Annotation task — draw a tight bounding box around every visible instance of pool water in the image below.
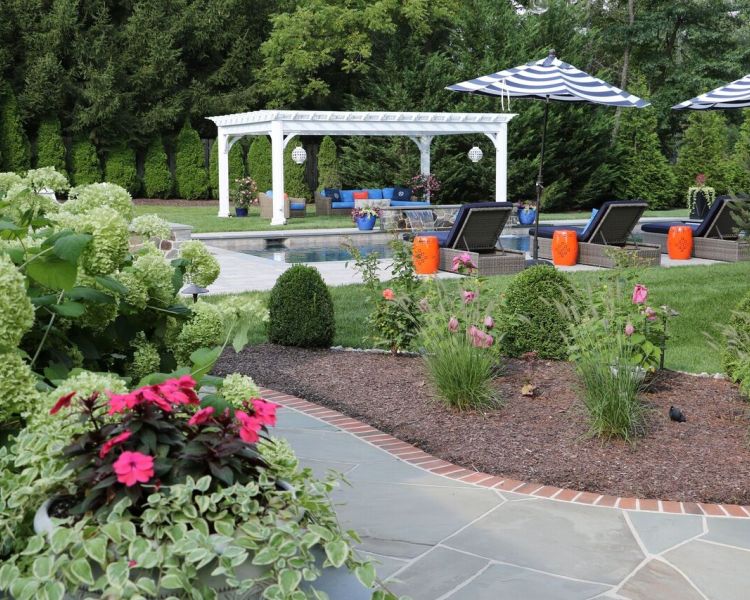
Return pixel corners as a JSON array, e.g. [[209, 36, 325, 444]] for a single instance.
[[242, 236, 530, 263]]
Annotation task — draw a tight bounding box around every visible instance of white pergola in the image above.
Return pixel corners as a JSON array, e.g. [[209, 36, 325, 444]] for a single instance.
[[207, 110, 517, 225]]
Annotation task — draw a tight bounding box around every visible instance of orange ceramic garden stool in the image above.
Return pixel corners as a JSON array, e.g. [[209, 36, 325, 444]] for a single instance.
[[412, 235, 440, 275], [667, 225, 693, 260], [551, 229, 578, 266]]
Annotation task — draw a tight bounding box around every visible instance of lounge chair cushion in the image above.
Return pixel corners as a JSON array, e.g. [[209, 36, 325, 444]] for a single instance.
[[415, 230, 451, 245], [582, 208, 599, 236], [531, 225, 585, 239], [392, 200, 430, 207], [367, 188, 384, 199], [331, 201, 354, 209], [290, 202, 306, 211], [640, 222, 699, 235]]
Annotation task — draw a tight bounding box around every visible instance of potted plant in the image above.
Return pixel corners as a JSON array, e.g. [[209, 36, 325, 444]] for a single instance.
[[687, 173, 715, 219], [516, 200, 537, 226], [352, 205, 381, 231], [409, 173, 441, 202], [231, 176, 258, 217], [0, 374, 385, 599]]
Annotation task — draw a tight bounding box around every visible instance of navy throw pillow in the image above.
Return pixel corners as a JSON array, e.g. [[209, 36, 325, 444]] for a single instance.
[[323, 188, 342, 201], [394, 186, 412, 201]]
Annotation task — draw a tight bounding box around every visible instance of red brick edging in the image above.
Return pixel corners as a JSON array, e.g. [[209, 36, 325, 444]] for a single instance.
[[261, 388, 750, 518]]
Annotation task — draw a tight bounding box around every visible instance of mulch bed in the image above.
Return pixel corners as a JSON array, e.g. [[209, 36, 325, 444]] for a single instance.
[[133, 198, 218, 207], [216, 344, 750, 504]]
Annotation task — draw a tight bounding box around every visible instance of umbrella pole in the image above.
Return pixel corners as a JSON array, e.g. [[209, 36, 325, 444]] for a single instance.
[[532, 97, 550, 261]]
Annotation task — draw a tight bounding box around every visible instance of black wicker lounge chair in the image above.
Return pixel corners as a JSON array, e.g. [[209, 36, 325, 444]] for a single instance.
[[529, 200, 661, 268], [639, 196, 750, 262]]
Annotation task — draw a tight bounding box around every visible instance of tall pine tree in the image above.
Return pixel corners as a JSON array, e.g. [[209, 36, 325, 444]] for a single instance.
[[284, 142, 309, 200], [317, 136, 341, 190], [675, 111, 733, 195], [35, 117, 67, 174], [105, 144, 139, 194], [247, 136, 273, 192], [174, 121, 208, 200], [142, 137, 172, 198], [730, 114, 750, 194], [209, 139, 245, 199], [70, 137, 101, 186], [0, 87, 31, 171]]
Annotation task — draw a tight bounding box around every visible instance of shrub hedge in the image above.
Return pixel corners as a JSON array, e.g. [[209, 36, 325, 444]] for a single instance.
[[267, 265, 335, 347], [208, 139, 245, 199], [284, 142, 309, 200], [174, 121, 208, 200], [247, 136, 272, 192], [0, 89, 31, 172], [142, 137, 172, 198], [70, 137, 101, 186], [34, 118, 67, 174], [104, 144, 139, 195], [317, 135, 341, 190]]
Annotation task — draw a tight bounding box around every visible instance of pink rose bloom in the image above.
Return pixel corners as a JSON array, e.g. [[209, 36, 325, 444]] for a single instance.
[[483, 315, 494, 329], [188, 406, 215, 426], [113, 451, 154, 487], [382, 288, 395, 301], [99, 430, 132, 459], [632, 284, 648, 305], [251, 398, 278, 427], [644, 306, 657, 321], [462, 290, 476, 304], [448, 317, 459, 332], [624, 323, 635, 336]]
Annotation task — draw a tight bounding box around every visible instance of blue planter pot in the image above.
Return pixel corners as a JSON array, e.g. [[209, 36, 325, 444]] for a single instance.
[[235, 207, 249, 217], [356, 216, 376, 231], [518, 209, 536, 226]]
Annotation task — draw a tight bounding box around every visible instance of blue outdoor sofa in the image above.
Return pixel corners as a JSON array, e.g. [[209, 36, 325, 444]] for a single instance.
[[314, 186, 430, 216], [528, 199, 661, 268], [639, 195, 750, 262]]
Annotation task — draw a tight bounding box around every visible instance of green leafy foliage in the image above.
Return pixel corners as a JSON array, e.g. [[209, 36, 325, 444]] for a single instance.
[[499, 265, 579, 359], [675, 111, 733, 196], [0, 88, 30, 172], [208, 139, 245, 199], [34, 118, 66, 174], [174, 121, 208, 200], [723, 290, 750, 395], [70, 138, 101, 186], [317, 136, 341, 190], [284, 142, 310, 200], [104, 145, 139, 195], [268, 265, 335, 347], [247, 136, 273, 192], [142, 137, 172, 198]]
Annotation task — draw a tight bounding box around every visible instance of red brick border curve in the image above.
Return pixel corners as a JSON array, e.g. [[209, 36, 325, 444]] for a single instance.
[[261, 388, 750, 518]]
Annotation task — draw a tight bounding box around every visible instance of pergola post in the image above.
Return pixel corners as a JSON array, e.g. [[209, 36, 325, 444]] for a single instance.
[[410, 135, 434, 199], [485, 123, 508, 202], [217, 130, 230, 217], [270, 120, 286, 226]]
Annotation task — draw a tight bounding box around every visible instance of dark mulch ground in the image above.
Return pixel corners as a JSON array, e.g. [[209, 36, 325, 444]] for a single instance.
[[133, 198, 218, 206], [216, 344, 750, 504]]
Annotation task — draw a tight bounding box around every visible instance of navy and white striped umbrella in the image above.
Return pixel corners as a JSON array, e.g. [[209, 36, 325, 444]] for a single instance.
[[673, 74, 750, 110], [447, 50, 650, 108], [447, 50, 650, 262]]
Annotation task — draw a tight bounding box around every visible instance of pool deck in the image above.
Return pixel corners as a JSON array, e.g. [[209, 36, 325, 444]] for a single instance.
[[191, 219, 721, 295]]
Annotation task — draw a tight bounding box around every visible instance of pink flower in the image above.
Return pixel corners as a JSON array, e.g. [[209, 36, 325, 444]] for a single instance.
[[624, 323, 635, 336], [113, 451, 154, 487], [483, 315, 494, 329], [448, 317, 459, 332], [99, 430, 132, 459], [128, 560, 137, 568], [141, 387, 173, 412], [382, 288, 395, 301], [644, 306, 657, 321], [482, 333, 495, 348], [188, 406, 215, 426], [108, 392, 140, 414], [462, 290, 476, 304], [251, 398, 278, 427], [50, 391, 76, 415], [236, 410, 263, 443], [451, 253, 476, 273], [632, 284, 648, 305]]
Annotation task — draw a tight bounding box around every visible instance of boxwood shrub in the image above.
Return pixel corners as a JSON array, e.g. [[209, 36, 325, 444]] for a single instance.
[[174, 121, 208, 200], [34, 117, 67, 174], [499, 265, 579, 359], [247, 136, 272, 192], [104, 144, 139, 195], [70, 137, 101, 185], [267, 265, 334, 347], [142, 136, 172, 198]]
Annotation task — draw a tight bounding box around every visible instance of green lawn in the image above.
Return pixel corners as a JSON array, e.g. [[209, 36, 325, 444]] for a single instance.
[[136, 204, 690, 233], [208, 261, 750, 375]]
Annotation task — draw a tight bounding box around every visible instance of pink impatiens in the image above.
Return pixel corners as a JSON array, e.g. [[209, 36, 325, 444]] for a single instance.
[[108, 376, 200, 415], [113, 451, 154, 487], [632, 284, 648, 305], [382, 288, 395, 300], [49, 391, 76, 415], [235, 410, 263, 443], [252, 398, 278, 427], [99, 430, 132, 458], [187, 406, 214, 426]]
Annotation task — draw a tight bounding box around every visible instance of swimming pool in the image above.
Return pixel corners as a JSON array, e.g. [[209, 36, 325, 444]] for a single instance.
[[241, 236, 530, 263]]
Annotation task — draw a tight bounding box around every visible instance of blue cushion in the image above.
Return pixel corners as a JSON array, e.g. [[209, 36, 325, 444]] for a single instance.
[[582, 208, 598, 236], [416, 230, 451, 246], [290, 202, 306, 211], [529, 225, 585, 239], [331, 201, 354, 209], [366, 188, 383, 199], [640, 221, 699, 235], [340, 190, 355, 202], [265, 190, 273, 198], [382, 187, 396, 199], [394, 186, 412, 201], [392, 200, 430, 207]]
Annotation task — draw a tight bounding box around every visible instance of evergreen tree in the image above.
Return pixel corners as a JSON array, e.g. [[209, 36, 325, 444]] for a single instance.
[[730, 115, 750, 194], [142, 137, 172, 198], [35, 117, 67, 174], [105, 144, 139, 194], [614, 78, 678, 208], [70, 137, 101, 186], [675, 111, 733, 195], [284, 142, 309, 199], [174, 121, 208, 200], [317, 136, 341, 190], [208, 139, 245, 199], [247, 136, 272, 192], [0, 88, 31, 171]]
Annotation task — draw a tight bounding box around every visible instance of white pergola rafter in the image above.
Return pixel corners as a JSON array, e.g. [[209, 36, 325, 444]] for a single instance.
[[208, 110, 516, 225]]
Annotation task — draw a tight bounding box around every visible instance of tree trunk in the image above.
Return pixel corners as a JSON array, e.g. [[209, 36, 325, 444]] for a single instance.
[[611, 0, 635, 145]]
